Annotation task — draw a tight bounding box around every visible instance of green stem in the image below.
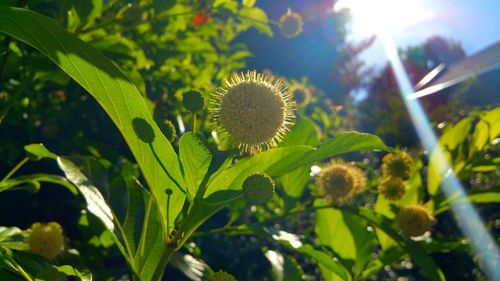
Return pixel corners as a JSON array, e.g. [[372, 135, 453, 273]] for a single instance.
[[1, 247, 33, 281], [192, 113, 197, 134], [138, 195, 153, 257], [2, 157, 29, 182]]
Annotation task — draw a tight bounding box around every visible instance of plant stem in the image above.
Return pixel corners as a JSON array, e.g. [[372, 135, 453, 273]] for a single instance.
[[1, 247, 33, 281], [138, 195, 153, 257], [2, 157, 29, 182], [192, 113, 197, 134]]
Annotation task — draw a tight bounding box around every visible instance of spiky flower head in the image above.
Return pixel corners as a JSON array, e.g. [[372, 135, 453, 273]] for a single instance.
[[381, 151, 413, 180], [378, 178, 406, 201], [316, 163, 366, 204], [207, 270, 237, 281], [210, 70, 295, 153], [289, 85, 312, 107], [242, 173, 275, 205], [279, 9, 303, 39], [397, 205, 435, 237], [28, 222, 64, 259]]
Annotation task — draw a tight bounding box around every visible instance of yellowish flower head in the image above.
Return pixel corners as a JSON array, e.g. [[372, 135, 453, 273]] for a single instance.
[[207, 270, 237, 281], [316, 163, 366, 204], [289, 85, 312, 107], [210, 70, 295, 153], [279, 9, 303, 39], [28, 222, 64, 260], [378, 177, 406, 201], [382, 151, 413, 180], [397, 205, 435, 237], [242, 173, 275, 205]]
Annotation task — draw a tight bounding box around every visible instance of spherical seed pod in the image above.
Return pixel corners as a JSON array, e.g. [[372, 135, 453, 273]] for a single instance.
[[210, 70, 295, 153], [378, 178, 406, 201], [28, 222, 64, 260], [316, 163, 366, 204], [207, 270, 237, 281], [279, 9, 303, 39], [397, 205, 435, 237], [162, 119, 177, 142], [289, 85, 312, 107], [242, 173, 275, 205], [183, 90, 205, 113], [381, 151, 413, 180]]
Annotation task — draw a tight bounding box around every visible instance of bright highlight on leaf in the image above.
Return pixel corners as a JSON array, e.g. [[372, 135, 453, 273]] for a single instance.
[[210, 70, 295, 153]]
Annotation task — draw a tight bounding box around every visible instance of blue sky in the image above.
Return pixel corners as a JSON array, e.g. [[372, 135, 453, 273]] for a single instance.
[[350, 0, 500, 68]]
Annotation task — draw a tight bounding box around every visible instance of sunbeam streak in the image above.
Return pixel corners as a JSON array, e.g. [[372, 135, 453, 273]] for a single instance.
[[380, 30, 500, 281]]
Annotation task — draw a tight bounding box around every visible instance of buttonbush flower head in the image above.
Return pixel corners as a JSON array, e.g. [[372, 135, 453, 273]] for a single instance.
[[210, 70, 295, 153], [316, 163, 366, 204], [242, 173, 275, 205], [289, 84, 312, 107], [279, 9, 303, 39], [378, 177, 406, 201], [382, 151, 413, 180], [397, 205, 435, 237], [28, 222, 64, 260], [207, 270, 237, 281]]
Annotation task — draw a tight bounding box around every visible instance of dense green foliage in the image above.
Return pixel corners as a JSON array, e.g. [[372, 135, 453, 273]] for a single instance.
[[0, 1, 498, 281]]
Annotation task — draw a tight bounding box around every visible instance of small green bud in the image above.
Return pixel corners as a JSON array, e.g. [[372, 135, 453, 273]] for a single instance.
[[183, 90, 205, 113], [242, 173, 275, 205]]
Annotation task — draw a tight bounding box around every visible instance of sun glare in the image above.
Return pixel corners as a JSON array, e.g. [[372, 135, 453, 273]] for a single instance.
[[335, 0, 433, 34]]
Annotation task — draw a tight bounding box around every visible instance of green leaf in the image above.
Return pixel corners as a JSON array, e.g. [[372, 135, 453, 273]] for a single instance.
[[24, 144, 57, 160], [154, 0, 177, 15], [242, 0, 256, 7], [0, 227, 27, 251], [239, 7, 273, 36], [434, 188, 500, 215], [295, 244, 351, 281], [315, 203, 375, 279], [204, 132, 386, 203], [0, 174, 77, 194], [179, 133, 212, 200], [280, 118, 320, 208], [0, 7, 186, 230]]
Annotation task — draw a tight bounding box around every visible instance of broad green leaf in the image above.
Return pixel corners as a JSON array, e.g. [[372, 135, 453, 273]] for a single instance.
[[440, 116, 473, 151], [0, 7, 186, 230], [315, 203, 375, 279], [179, 133, 212, 200], [239, 7, 273, 36], [280, 118, 320, 208], [204, 132, 386, 203], [342, 206, 446, 281]]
